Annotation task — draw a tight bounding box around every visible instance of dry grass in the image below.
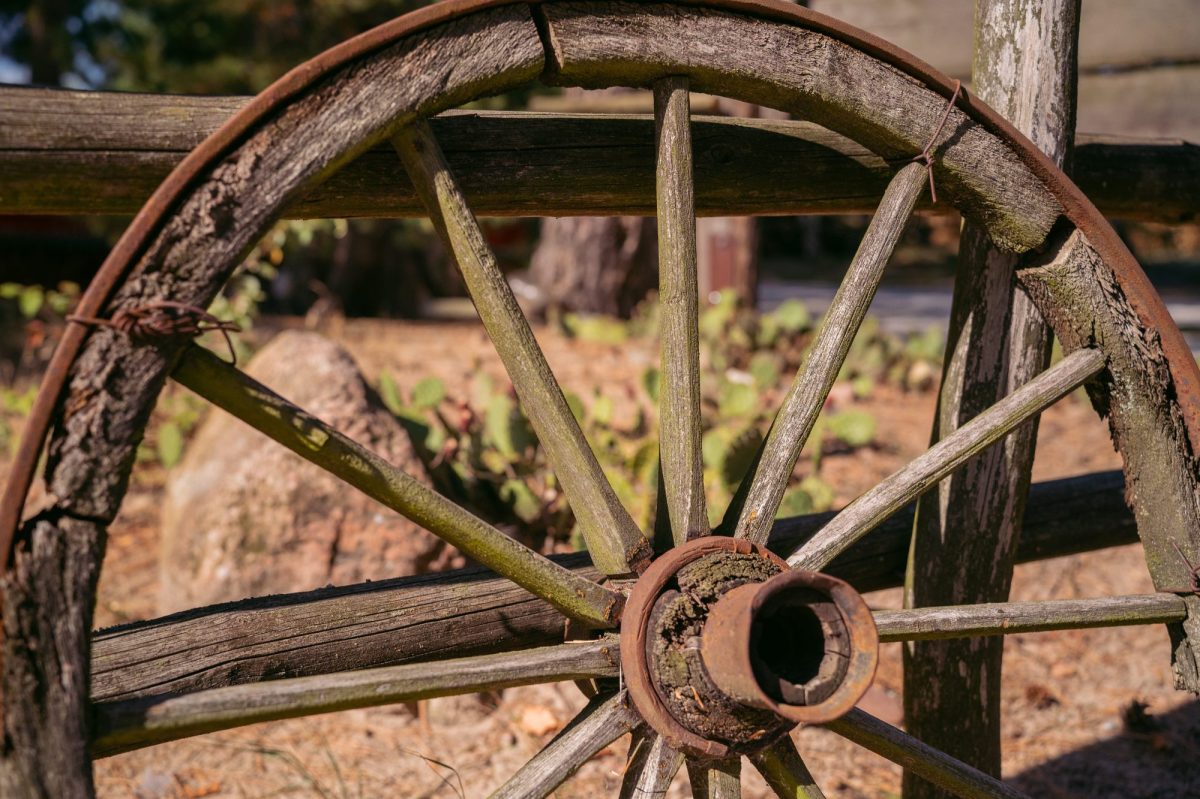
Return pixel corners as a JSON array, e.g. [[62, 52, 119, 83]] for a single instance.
[[36, 318, 1196, 797]]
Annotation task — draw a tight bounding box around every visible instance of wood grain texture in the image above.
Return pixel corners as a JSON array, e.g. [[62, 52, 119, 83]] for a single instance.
[[3, 89, 1195, 222], [620, 729, 684, 798], [790, 348, 1104, 571], [774, 469, 1137, 593], [90, 551, 596, 702], [807, 3, 1200, 140], [93, 639, 619, 757], [1019, 229, 1200, 692], [749, 738, 826, 798], [394, 119, 650, 576], [489, 691, 638, 799], [0, 517, 102, 798], [729, 162, 926, 543], [877, 593, 1187, 643], [44, 6, 544, 523], [171, 345, 622, 628], [540, 1, 1062, 252], [654, 76, 708, 546], [825, 709, 1030, 799], [5, 12, 544, 793], [687, 758, 742, 799], [1076, 63, 1200, 141], [90, 470, 1137, 703], [904, 3, 1078, 793]]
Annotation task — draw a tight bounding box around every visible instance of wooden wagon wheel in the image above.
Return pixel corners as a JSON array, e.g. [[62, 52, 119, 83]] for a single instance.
[[2, 1, 1199, 796]]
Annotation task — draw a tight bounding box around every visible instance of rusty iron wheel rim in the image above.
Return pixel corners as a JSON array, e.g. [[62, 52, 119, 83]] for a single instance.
[[0, 2, 1197, 796], [5, 0, 1200, 554]]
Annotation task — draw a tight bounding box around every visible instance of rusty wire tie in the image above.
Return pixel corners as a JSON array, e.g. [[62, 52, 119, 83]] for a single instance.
[[1172, 540, 1200, 594], [913, 79, 963, 205], [68, 300, 242, 365]]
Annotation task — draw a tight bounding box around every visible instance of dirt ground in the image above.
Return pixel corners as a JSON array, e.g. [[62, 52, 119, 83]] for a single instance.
[[12, 318, 1198, 798]]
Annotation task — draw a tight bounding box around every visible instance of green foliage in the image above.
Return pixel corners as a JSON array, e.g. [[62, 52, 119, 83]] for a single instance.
[[717, 380, 758, 418], [0, 386, 38, 458], [136, 385, 207, 470], [410, 377, 445, 411], [386, 296, 943, 552], [0, 220, 324, 383], [561, 313, 629, 344], [640, 367, 661, 404], [156, 421, 185, 468], [0, 281, 80, 321], [0, 1, 433, 94], [206, 220, 334, 362], [827, 409, 877, 448]]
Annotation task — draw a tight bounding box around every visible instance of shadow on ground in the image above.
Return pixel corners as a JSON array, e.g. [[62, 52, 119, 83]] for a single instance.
[[1010, 700, 1200, 798]]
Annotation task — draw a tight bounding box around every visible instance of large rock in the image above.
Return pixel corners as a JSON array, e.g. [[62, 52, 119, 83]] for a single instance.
[[159, 331, 457, 614]]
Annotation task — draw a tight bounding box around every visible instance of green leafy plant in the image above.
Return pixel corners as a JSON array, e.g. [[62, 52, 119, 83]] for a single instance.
[[136, 386, 206, 470], [384, 293, 944, 555], [112, 221, 328, 470], [0, 386, 38, 458]]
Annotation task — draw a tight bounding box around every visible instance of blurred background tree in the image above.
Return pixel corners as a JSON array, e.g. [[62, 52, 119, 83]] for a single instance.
[[0, 0, 429, 92]]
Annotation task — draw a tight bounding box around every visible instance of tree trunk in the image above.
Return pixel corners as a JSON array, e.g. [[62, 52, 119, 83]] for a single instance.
[[523, 87, 658, 318], [525, 215, 658, 317], [25, 0, 71, 87], [902, 3, 1080, 797]]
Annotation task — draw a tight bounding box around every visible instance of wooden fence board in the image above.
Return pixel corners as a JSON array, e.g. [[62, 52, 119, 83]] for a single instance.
[[2, 89, 1196, 223]]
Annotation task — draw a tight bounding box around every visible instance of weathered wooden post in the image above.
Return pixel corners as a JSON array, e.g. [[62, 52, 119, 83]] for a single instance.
[[903, 1, 1080, 796]]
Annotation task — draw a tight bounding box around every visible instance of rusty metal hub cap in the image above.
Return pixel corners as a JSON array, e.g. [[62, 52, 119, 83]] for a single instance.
[[619, 537, 878, 758]]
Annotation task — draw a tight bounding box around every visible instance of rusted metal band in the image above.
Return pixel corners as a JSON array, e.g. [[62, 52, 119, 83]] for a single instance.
[[700, 569, 878, 724], [5, 0, 1198, 572], [619, 536, 789, 758], [0, 0, 530, 560]]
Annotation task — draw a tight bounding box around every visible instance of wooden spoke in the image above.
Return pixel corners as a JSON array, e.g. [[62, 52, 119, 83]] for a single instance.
[[687, 758, 742, 798], [489, 692, 639, 799], [876, 593, 1187, 643], [727, 163, 927, 543], [655, 75, 708, 546], [394, 120, 650, 576], [620, 729, 684, 798], [750, 738, 825, 799], [171, 345, 622, 628], [825, 709, 1030, 799], [788, 348, 1105, 570], [93, 639, 619, 758]]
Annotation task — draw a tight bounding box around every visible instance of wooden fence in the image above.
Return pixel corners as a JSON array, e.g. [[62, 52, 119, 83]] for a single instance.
[[1, 87, 1197, 223]]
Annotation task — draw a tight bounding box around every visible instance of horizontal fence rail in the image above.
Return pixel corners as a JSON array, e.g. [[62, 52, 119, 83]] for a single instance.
[[1, 87, 1196, 223], [91, 470, 1138, 703]]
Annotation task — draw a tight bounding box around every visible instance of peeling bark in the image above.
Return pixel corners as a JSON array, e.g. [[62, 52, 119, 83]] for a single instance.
[[1019, 229, 1200, 693]]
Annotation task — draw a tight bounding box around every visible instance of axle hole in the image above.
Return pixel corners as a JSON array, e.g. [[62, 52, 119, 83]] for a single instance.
[[749, 589, 847, 705]]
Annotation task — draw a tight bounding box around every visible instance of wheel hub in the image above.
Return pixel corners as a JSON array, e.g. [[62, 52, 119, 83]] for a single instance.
[[619, 537, 878, 758]]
